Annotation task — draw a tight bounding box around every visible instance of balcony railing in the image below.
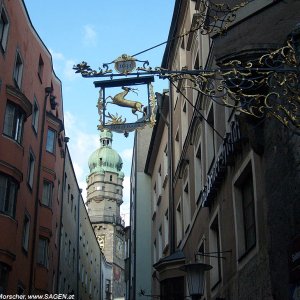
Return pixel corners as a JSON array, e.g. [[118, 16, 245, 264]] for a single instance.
[[90, 214, 125, 227]]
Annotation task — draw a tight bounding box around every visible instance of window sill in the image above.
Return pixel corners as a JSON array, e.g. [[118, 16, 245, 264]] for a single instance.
[[2, 133, 24, 150], [238, 243, 256, 263], [156, 195, 162, 206], [22, 247, 29, 256], [31, 125, 38, 137], [152, 211, 156, 221], [27, 182, 33, 193], [46, 150, 56, 157], [0, 212, 17, 223]]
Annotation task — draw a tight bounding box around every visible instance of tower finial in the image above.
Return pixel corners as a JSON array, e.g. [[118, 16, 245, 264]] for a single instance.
[[100, 129, 113, 148]]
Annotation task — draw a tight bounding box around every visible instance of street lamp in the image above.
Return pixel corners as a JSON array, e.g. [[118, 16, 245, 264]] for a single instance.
[[181, 262, 212, 300]]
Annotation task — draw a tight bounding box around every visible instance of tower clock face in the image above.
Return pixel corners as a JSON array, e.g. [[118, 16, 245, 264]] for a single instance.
[[97, 235, 105, 250]]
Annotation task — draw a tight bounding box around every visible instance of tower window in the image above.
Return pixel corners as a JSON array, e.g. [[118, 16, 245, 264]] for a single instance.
[[110, 175, 112, 182]]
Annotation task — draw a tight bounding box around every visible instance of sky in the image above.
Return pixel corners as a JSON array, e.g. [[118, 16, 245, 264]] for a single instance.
[[24, 0, 175, 224]]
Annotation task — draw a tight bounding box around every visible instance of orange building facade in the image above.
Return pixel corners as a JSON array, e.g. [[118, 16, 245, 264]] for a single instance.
[[0, 0, 65, 294]]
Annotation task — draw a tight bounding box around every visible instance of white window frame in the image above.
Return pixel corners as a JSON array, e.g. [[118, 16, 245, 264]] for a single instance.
[[37, 238, 49, 268], [42, 180, 53, 207], [3, 101, 25, 144], [46, 128, 56, 153]]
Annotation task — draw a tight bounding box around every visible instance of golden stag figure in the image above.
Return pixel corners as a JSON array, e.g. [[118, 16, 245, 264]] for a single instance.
[[106, 86, 145, 118]]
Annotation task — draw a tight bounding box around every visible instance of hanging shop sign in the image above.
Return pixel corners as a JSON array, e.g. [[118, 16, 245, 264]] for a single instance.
[[94, 76, 156, 136], [201, 119, 242, 207]]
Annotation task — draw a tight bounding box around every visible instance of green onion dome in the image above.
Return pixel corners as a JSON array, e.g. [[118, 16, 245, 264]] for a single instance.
[[88, 130, 123, 176]]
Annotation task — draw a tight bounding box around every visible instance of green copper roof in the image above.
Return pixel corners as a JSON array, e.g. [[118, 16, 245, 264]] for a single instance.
[[88, 130, 124, 177]]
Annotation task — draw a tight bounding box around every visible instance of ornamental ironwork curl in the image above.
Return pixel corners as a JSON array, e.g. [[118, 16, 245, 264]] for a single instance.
[[157, 39, 299, 129], [187, 0, 251, 36], [73, 61, 113, 77]]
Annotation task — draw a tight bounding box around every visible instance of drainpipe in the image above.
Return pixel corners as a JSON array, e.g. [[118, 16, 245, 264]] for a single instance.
[[77, 188, 81, 299], [133, 132, 138, 300], [29, 86, 52, 293], [56, 138, 69, 292]]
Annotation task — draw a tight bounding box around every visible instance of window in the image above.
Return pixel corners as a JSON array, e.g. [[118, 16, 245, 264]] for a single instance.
[[164, 210, 169, 248], [158, 226, 163, 259], [163, 145, 168, 188], [181, 99, 188, 144], [64, 173, 67, 190], [37, 238, 49, 267], [152, 183, 157, 216], [209, 215, 221, 288], [176, 201, 183, 246], [71, 194, 73, 212], [22, 214, 30, 252], [194, 124, 202, 201], [38, 55, 44, 82], [234, 163, 257, 259], [183, 181, 191, 232], [157, 165, 162, 201], [174, 129, 180, 168], [153, 240, 157, 264], [42, 181, 53, 207], [27, 151, 35, 189], [46, 128, 56, 153], [241, 175, 256, 251], [13, 51, 23, 88], [0, 263, 10, 294], [3, 101, 25, 143], [105, 279, 111, 294], [0, 6, 9, 52], [205, 107, 215, 171], [32, 98, 39, 133], [0, 173, 18, 218]]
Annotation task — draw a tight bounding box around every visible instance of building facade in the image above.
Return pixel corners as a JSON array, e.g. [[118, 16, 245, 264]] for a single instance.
[[128, 126, 153, 300], [0, 0, 106, 297], [144, 0, 300, 299], [58, 146, 103, 300], [0, 0, 65, 294], [86, 130, 126, 299]]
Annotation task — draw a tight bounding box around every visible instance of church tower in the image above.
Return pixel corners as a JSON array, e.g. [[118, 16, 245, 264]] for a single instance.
[[86, 129, 125, 299]]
